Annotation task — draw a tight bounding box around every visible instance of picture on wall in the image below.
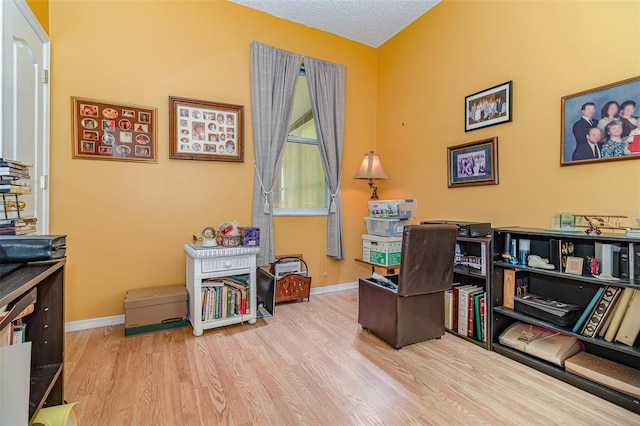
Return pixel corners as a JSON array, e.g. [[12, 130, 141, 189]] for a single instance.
[[561, 75, 640, 166], [169, 97, 244, 162], [71, 97, 157, 163], [465, 81, 512, 132], [447, 137, 499, 188]]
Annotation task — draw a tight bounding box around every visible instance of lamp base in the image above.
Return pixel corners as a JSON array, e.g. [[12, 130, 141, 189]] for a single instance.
[[368, 179, 379, 200]]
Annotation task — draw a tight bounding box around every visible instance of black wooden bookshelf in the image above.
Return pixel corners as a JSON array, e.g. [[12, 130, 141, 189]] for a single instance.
[[0, 259, 65, 422], [491, 227, 640, 414]]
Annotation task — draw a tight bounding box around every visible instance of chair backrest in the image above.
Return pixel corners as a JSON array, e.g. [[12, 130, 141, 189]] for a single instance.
[[397, 224, 457, 297]]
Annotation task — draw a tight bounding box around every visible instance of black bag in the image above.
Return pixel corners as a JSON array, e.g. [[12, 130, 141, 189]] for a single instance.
[[514, 294, 583, 327]]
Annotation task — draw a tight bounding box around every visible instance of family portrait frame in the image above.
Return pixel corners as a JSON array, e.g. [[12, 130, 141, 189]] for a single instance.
[[465, 81, 512, 132], [560, 76, 640, 166], [71, 97, 157, 163], [169, 96, 244, 162], [447, 137, 499, 188]]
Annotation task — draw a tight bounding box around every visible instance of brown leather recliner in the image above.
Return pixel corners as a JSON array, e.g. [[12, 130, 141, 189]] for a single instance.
[[358, 224, 457, 349]]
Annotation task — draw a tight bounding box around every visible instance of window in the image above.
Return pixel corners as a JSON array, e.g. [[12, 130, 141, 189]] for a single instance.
[[272, 73, 328, 216]]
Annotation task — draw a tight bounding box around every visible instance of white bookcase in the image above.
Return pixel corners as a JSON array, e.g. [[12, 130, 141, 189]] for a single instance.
[[183, 244, 258, 336]]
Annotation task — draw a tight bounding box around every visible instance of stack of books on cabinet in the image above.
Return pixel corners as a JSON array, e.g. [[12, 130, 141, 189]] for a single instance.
[[441, 232, 491, 348], [201, 276, 251, 321], [492, 227, 640, 414], [0, 159, 36, 236]]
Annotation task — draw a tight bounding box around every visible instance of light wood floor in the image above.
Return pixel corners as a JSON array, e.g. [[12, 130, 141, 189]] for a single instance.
[[65, 289, 639, 425]]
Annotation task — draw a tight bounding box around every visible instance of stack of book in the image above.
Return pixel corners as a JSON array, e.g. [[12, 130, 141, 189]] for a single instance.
[[201, 276, 250, 321], [444, 283, 486, 342], [0, 158, 36, 236], [573, 286, 640, 346]]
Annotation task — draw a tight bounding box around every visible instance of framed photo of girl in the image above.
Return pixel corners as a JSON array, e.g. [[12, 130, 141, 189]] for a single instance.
[[447, 137, 499, 188], [561, 75, 640, 166], [465, 81, 512, 132]]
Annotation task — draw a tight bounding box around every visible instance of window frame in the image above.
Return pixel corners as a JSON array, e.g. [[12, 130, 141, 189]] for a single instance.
[[272, 132, 329, 217]]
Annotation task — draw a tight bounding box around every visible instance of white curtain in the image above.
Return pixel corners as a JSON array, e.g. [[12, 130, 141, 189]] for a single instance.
[[250, 41, 301, 266], [304, 57, 346, 259]]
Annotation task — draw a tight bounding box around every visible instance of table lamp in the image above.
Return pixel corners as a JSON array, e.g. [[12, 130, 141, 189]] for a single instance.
[[354, 151, 389, 200]]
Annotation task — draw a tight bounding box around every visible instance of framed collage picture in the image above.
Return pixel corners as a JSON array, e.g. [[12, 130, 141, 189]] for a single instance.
[[169, 97, 244, 162], [71, 97, 157, 163], [465, 81, 512, 132]]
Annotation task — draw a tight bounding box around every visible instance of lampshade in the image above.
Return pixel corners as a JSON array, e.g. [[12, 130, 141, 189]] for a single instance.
[[354, 151, 389, 180]]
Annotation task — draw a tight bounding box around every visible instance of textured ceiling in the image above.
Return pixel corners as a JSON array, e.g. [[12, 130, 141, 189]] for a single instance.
[[229, 0, 440, 48]]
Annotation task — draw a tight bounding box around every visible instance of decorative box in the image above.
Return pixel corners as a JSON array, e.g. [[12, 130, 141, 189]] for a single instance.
[[240, 227, 260, 246]]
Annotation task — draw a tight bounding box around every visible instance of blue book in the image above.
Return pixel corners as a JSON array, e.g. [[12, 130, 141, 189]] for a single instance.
[[572, 287, 605, 333]]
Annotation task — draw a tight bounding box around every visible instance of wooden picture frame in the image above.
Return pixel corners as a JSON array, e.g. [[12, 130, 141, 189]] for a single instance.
[[169, 96, 244, 162], [465, 81, 512, 132], [448, 137, 499, 188], [71, 97, 157, 163], [565, 256, 584, 275], [560, 75, 640, 166]]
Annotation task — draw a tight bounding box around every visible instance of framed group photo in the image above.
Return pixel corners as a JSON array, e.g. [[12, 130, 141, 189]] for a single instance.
[[72, 97, 157, 163], [169, 96, 244, 162], [465, 81, 512, 132], [561, 75, 640, 166], [448, 137, 499, 188]]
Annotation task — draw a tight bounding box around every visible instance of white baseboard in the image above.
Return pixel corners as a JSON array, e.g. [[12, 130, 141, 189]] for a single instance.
[[64, 282, 358, 332], [65, 314, 124, 332], [310, 281, 358, 295]]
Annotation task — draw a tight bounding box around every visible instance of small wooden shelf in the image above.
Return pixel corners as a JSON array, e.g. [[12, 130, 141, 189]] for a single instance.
[[493, 260, 639, 289], [493, 306, 640, 357], [493, 343, 640, 414], [354, 258, 399, 274], [445, 329, 486, 348]]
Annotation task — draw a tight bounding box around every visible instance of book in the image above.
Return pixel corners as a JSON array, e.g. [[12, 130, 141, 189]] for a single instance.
[[444, 290, 453, 330], [598, 296, 621, 337], [565, 352, 640, 399], [226, 287, 233, 317], [503, 269, 515, 309], [479, 296, 486, 342], [604, 287, 635, 342], [474, 293, 484, 341], [615, 289, 640, 346], [619, 247, 629, 279], [467, 289, 483, 338], [458, 286, 480, 336], [452, 283, 472, 331], [581, 286, 620, 338], [572, 287, 604, 333], [549, 239, 562, 270], [593, 287, 621, 337], [595, 243, 615, 275]]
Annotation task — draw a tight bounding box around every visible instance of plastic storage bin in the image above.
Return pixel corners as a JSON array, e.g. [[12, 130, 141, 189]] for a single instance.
[[364, 217, 404, 237], [368, 199, 417, 220]]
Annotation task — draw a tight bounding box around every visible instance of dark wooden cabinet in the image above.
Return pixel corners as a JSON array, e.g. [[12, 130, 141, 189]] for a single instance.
[[491, 228, 639, 414], [0, 259, 65, 422]]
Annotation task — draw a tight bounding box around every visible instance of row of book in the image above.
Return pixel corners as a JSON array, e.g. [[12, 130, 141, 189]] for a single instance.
[[444, 283, 486, 342], [201, 277, 250, 321], [0, 158, 35, 236], [572, 286, 640, 346]]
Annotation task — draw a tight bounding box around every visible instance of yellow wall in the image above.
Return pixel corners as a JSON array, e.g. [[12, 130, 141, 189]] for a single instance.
[[49, 0, 377, 321], [26, 0, 48, 34], [52, 0, 639, 322], [378, 0, 640, 227]]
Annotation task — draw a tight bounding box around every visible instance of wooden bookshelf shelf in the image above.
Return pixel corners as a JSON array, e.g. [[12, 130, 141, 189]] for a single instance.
[[0, 260, 66, 423], [492, 227, 640, 414], [448, 235, 491, 350]]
